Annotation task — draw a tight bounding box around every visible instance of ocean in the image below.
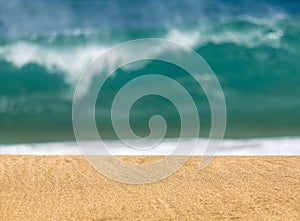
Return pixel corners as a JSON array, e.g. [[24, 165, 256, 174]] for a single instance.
[[0, 0, 300, 154]]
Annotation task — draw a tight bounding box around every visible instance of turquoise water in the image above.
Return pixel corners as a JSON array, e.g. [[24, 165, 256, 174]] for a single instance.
[[0, 1, 300, 143]]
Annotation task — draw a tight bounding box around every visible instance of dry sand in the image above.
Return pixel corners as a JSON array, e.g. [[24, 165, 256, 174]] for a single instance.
[[0, 156, 299, 220]]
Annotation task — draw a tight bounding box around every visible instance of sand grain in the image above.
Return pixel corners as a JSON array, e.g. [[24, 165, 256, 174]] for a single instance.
[[0, 156, 299, 220]]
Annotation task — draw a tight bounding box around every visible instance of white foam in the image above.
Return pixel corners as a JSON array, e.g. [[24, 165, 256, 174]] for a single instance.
[[0, 41, 108, 83], [165, 20, 285, 49], [1, 137, 299, 155], [0, 40, 174, 99], [0, 16, 288, 83], [0, 16, 290, 100]]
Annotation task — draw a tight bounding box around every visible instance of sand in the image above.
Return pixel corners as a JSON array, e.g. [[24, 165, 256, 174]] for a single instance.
[[0, 156, 299, 220]]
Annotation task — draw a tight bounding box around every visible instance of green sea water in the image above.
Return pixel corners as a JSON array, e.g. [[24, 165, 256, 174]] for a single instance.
[[0, 1, 300, 143]]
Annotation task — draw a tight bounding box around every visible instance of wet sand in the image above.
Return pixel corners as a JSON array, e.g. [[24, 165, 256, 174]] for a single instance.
[[0, 156, 299, 220]]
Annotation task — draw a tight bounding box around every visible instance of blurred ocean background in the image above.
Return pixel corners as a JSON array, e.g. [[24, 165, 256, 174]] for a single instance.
[[0, 0, 300, 154]]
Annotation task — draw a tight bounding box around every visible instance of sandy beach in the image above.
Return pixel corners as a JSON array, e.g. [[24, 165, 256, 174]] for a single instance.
[[0, 156, 299, 220]]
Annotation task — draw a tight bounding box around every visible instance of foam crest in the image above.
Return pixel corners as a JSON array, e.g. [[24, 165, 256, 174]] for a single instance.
[[0, 16, 290, 82], [165, 18, 285, 48], [0, 41, 108, 83]]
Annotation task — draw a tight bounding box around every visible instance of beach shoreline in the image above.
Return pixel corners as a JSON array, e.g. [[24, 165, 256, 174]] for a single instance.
[[1, 137, 300, 155], [0, 155, 299, 220]]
